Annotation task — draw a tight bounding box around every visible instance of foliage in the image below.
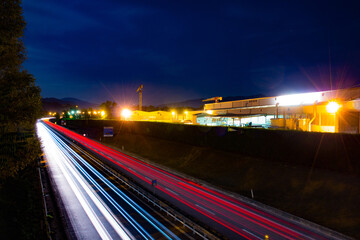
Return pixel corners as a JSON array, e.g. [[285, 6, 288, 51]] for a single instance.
[[0, 0, 42, 181], [0, 132, 40, 181], [0, 71, 41, 132], [100, 100, 117, 119], [54, 112, 60, 123], [0, 0, 26, 74], [141, 105, 169, 112]]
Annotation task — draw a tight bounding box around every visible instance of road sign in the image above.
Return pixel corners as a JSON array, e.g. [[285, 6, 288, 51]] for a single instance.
[[103, 127, 113, 137], [152, 179, 157, 186]]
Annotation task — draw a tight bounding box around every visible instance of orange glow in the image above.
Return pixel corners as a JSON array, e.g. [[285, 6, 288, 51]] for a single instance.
[[121, 109, 132, 119], [326, 101, 340, 114]]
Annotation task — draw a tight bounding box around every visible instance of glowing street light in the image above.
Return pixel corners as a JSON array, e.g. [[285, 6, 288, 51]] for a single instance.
[[276, 92, 322, 106], [326, 101, 340, 114], [121, 108, 132, 120], [101, 111, 105, 116], [206, 110, 213, 114]]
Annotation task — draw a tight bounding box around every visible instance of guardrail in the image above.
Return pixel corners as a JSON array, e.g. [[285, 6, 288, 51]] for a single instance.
[[78, 144, 220, 240]]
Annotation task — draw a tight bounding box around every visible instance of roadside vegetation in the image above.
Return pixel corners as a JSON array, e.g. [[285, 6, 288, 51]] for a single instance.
[[0, 0, 45, 238]]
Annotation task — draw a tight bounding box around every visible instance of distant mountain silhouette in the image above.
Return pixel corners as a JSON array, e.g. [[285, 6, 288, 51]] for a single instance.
[[158, 98, 204, 109], [159, 94, 266, 109], [60, 98, 97, 108], [42, 97, 98, 113], [43, 94, 266, 113]]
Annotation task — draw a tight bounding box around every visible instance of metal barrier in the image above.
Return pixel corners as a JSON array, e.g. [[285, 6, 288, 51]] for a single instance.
[[76, 143, 220, 240]]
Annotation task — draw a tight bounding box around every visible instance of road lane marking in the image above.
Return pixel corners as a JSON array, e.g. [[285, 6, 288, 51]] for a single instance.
[[164, 187, 179, 196], [242, 228, 262, 240], [195, 204, 215, 215]]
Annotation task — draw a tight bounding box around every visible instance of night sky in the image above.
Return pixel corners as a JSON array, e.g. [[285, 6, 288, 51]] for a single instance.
[[22, 0, 360, 106]]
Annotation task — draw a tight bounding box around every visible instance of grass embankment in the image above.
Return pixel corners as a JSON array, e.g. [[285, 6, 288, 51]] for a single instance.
[[103, 132, 360, 239], [0, 163, 47, 239]]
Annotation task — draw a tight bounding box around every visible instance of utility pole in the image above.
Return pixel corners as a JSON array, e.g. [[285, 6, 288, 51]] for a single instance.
[[137, 84, 143, 111]]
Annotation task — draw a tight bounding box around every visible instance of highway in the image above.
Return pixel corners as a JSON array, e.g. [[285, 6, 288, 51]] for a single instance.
[[37, 121, 200, 240], [40, 120, 343, 240]]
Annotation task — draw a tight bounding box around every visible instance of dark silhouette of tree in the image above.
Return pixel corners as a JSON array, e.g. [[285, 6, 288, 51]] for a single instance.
[[0, 0, 25, 74], [0, 0, 42, 181], [100, 100, 117, 119]]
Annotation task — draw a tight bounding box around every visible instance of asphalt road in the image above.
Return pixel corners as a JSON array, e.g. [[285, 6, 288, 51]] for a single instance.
[[42, 120, 346, 240], [37, 121, 201, 240]]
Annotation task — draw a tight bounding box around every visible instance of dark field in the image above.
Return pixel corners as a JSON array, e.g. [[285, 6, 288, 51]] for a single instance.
[[0, 163, 47, 240]]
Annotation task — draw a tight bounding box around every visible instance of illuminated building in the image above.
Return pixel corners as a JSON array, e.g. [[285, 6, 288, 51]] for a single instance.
[[199, 87, 360, 133]]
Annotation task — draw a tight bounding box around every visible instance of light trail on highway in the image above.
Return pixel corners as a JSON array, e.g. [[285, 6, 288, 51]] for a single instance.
[[42, 120, 343, 240], [37, 121, 185, 240]]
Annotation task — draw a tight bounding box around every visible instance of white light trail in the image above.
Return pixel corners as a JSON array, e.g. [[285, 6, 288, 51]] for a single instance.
[[37, 122, 133, 240]]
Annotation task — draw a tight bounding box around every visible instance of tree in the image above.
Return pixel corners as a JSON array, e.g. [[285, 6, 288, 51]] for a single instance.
[[0, 71, 41, 132], [100, 101, 117, 119], [0, 0, 42, 181], [0, 0, 26, 74]]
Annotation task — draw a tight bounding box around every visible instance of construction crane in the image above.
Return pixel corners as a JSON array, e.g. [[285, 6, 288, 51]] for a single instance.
[[202, 96, 222, 103], [136, 84, 143, 111]]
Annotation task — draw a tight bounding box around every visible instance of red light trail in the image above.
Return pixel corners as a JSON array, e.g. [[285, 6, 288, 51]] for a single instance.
[[44, 120, 337, 240]]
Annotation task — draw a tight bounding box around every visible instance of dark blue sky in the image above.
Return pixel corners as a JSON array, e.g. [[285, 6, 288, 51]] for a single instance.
[[22, 0, 360, 106]]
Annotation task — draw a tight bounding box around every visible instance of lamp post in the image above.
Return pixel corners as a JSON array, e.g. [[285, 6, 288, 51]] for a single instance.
[[326, 101, 340, 133]]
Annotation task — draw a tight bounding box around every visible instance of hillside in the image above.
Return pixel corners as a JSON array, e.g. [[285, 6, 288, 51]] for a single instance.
[[42, 97, 98, 113]]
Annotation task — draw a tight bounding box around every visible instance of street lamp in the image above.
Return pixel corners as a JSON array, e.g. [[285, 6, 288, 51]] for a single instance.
[[326, 101, 341, 133], [326, 101, 340, 114], [121, 108, 132, 120]]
